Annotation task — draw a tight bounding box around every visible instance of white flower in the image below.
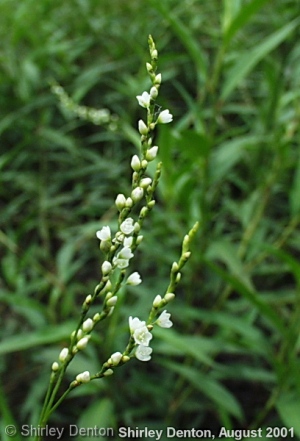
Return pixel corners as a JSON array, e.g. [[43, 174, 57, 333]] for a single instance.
[[113, 258, 130, 269], [59, 347, 69, 362], [112, 245, 134, 268], [82, 318, 93, 332], [138, 119, 148, 135], [76, 371, 90, 383], [136, 91, 151, 108], [133, 325, 153, 346], [129, 316, 146, 333], [118, 246, 134, 260], [126, 272, 142, 286], [123, 236, 133, 247], [136, 345, 152, 361], [120, 218, 135, 235], [156, 310, 173, 328], [96, 226, 111, 241], [146, 146, 158, 161], [157, 109, 173, 124], [131, 154, 141, 172], [101, 260, 112, 275]]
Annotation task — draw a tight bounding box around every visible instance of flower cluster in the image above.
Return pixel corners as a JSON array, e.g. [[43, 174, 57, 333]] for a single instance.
[[129, 308, 173, 362], [51, 82, 118, 130], [43, 36, 197, 431]]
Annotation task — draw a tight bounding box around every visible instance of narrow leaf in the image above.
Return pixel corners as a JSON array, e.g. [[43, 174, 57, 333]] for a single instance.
[[221, 18, 300, 100]]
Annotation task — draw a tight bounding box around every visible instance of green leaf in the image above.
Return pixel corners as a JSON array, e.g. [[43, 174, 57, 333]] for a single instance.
[[153, 327, 218, 366], [206, 240, 254, 290], [290, 150, 300, 216], [209, 135, 260, 184], [0, 321, 76, 355], [162, 361, 244, 420], [221, 17, 300, 100], [149, 0, 207, 81], [276, 392, 300, 438], [223, 0, 270, 46], [76, 398, 115, 441], [203, 259, 287, 336]]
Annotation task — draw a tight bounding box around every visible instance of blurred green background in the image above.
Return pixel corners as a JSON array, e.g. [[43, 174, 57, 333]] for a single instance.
[[1, 0, 300, 439]]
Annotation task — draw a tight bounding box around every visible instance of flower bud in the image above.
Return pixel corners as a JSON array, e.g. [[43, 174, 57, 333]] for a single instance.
[[172, 262, 179, 272], [140, 206, 148, 218], [101, 260, 112, 275], [115, 193, 126, 211], [164, 292, 175, 303], [131, 187, 144, 203], [153, 294, 162, 308], [140, 178, 152, 188], [146, 62, 153, 73], [110, 352, 123, 366], [52, 362, 59, 371], [138, 119, 148, 135], [59, 348, 69, 362], [125, 197, 133, 208], [93, 313, 101, 322], [155, 73, 162, 85], [82, 318, 93, 333], [76, 337, 89, 350], [103, 368, 114, 376], [106, 296, 118, 307], [84, 294, 92, 305], [131, 155, 141, 172], [150, 86, 158, 99], [146, 146, 158, 161], [136, 235, 144, 245], [151, 49, 158, 59], [76, 371, 90, 383]]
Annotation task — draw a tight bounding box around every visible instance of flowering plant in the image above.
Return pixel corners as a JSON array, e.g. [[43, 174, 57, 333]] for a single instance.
[[36, 35, 197, 438]]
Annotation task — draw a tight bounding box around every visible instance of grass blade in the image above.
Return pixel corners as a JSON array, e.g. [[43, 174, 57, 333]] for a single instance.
[[221, 17, 300, 100]]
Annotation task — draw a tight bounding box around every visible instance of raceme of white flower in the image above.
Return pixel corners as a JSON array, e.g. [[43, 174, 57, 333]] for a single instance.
[[51, 81, 118, 130], [36, 35, 198, 435]]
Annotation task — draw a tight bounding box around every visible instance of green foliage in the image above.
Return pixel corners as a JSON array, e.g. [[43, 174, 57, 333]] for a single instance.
[[1, 0, 300, 438]]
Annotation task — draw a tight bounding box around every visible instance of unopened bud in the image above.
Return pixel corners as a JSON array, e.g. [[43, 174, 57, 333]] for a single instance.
[[131, 155, 141, 172], [115, 193, 126, 211], [106, 296, 118, 307], [164, 293, 175, 303], [153, 294, 162, 308], [131, 186, 144, 203]]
